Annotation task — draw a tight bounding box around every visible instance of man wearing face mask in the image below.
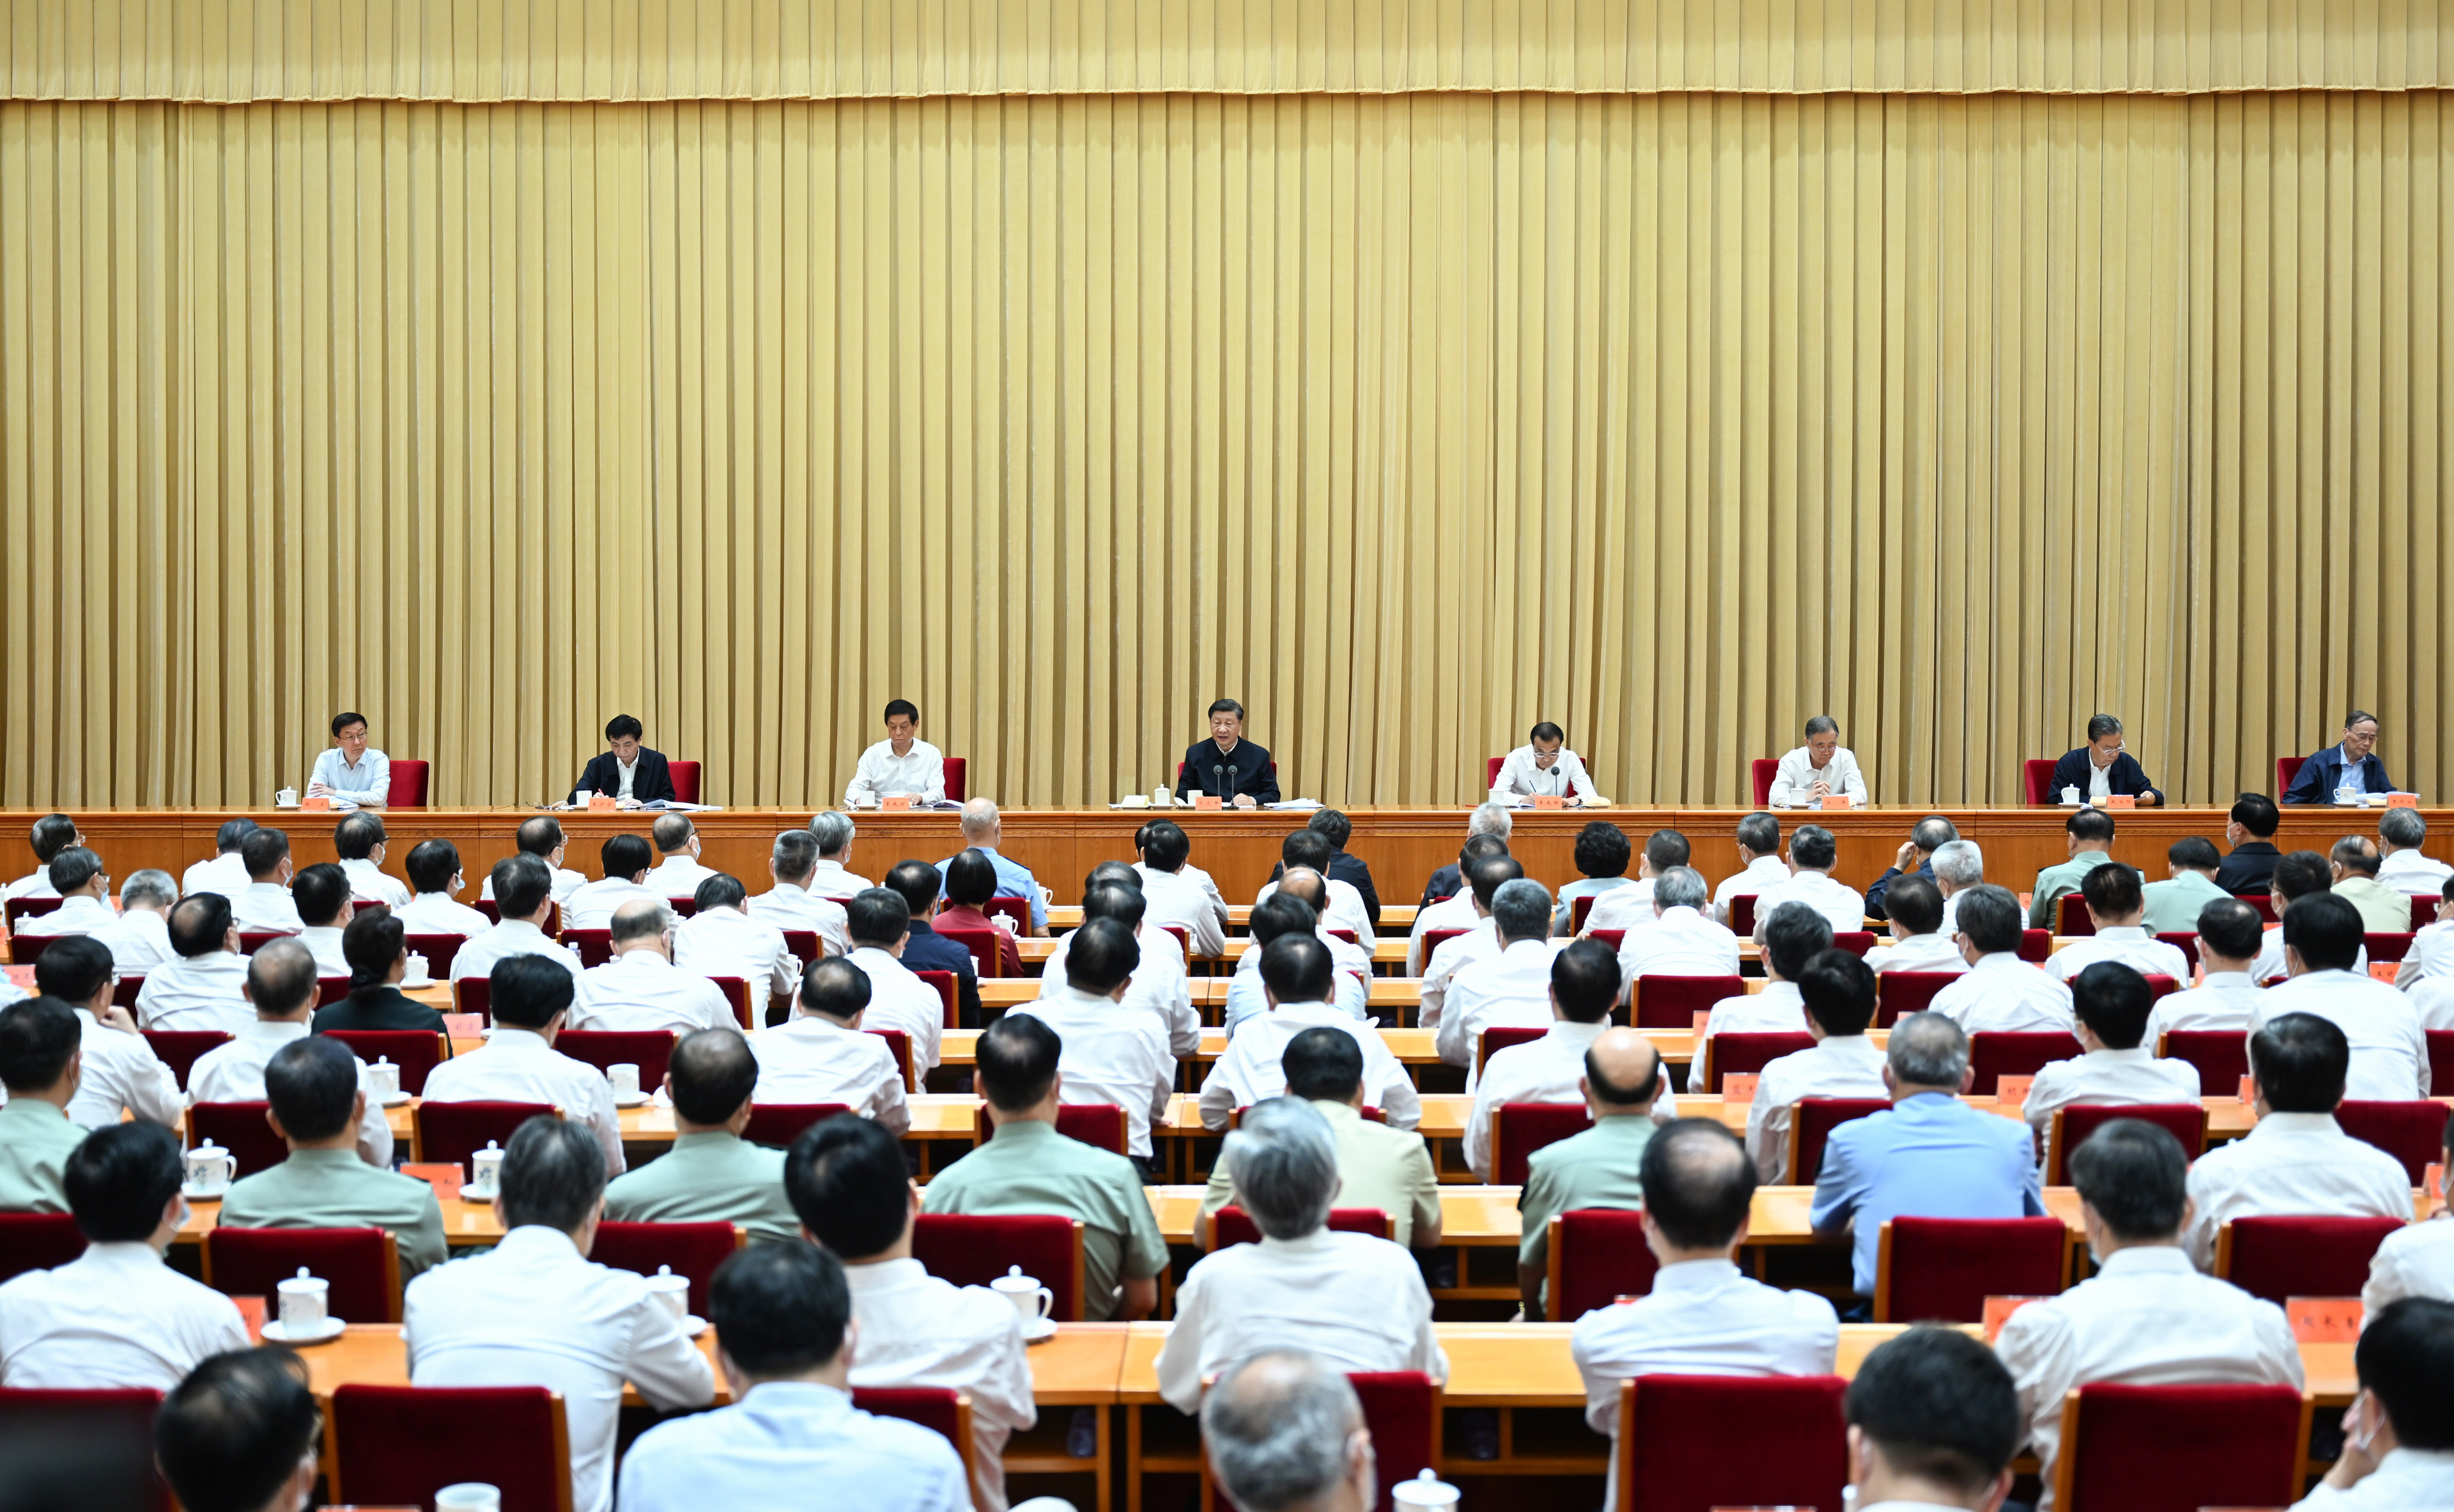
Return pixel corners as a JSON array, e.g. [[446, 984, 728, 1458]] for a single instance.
[[155, 1346, 326, 1512]]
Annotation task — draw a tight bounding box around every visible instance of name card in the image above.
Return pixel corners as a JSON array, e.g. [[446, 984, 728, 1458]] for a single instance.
[[1982, 1295, 2047, 1343], [881, 794, 915, 812], [587, 793, 616, 811], [2372, 962, 2402, 984], [1692, 1010, 1712, 1033], [1995, 1075, 2033, 1107], [1821, 794, 1851, 810], [2239, 1074, 2258, 1104], [1193, 795, 1223, 811], [2285, 1297, 2364, 1344], [442, 1013, 482, 1038], [402, 1162, 465, 1202], [300, 796, 333, 812], [2389, 792, 2420, 808], [1722, 1073, 1759, 1105], [2103, 793, 2136, 810], [2428, 1162, 2444, 1202], [1532, 794, 1566, 810], [234, 1295, 266, 1344]]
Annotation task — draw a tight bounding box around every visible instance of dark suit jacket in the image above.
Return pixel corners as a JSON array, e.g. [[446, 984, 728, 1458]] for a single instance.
[[2282, 747, 2396, 805], [2048, 749, 2163, 805], [1419, 863, 1462, 909], [902, 919, 984, 1029], [573, 748, 675, 805], [2214, 841, 2281, 897], [1267, 850, 1382, 927], [313, 985, 451, 1037], [1176, 739, 1279, 804], [1864, 860, 1936, 922]]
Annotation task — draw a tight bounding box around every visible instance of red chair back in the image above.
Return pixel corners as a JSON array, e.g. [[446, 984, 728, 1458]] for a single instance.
[[1419, 928, 1467, 964], [2431, 1031, 2454, 1100], [590, 1221, 741, 1315], [2018, 928, 2053, 962], [1590, 929, 1626, 952], [1210, 1207, 1391, 1250], [560, 928, 614, 967], [668, 760, 701, 804], [2416, 895, 2442, 930], [911, 1213, 1085, 1320], [743, 1102, 851, 1148], [330, 1384, 573, 1512], [1159, 923, 1191, 959], [936, 925, 1001, 978], [913, 969, 958, 1028], [941, 757, 967, 802], [112, 973, 144, 1008], [1486, 756, 1508, 789], [1751, 757, 1780, 807], [237, 931, 287, 954], [401, 932, 466, 976], [2244, 894, 2278, 922], [665, 896, 700, 920], [980, 1104, 1130, 1154], [0, 1212, 86, 1282], [2159, 1029, 2250, 1095], [554, 1030, 677, 1093], [476, 899, 500, 924], [1967, 1031, 2083, 1094], [2276, 755, 2306, 795], [1791, 1097, 1892, 1184], [870, 1028, 915, 1088], [6, 934, 59, 963], [2056, 1380, 2310, 1512], [2365, 931, 2416, 962], [413, 1100, 555, 1169], [2049, 1103, 2209, 1185], [2335, 1099, 2450, 1184], [2218, 1215, 2409, 1304], [204, 1226, 401, 1323], [2022, 758, 2058, 805], [316, 975, 348, 1007], [1729, 893, 1759, 936], [0, 1386, 171, 1511], [1349, 1373, 1441, 1512], [707, 975, 750, 1029], [2057, 893, 2094, 936], [980, 897, 1031, 931], [3, 897, 61, 930], [1617, 1374, 1848, 1512], [385, 759, 431, 807], [1570, 894, 1598, 932], [2153, 932, 2200, 973], [1832, 930, 1877, 957], [454, 977, 493, 1021], [1492, 1102, 1591, 1185], [1874, 971, 1957, 1026], [188, 1101, 287, 1177], [1324, 928, 1358, 945], [322, 1029, 445, 1095], [139, 1029, 230, 1090], [1698, 1031, 1812, 1093], [1547, 1208, 1656, 1320], [852, 1387, 972, 1486], [1474, 1025, 1545, 1081], [1874, 1216, 2069, 1322], [1632, 974, 1745, 1030], [779, 927, 822, 964]]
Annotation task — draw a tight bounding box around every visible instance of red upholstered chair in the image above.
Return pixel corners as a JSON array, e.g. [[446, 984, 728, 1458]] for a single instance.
[[1159, 923, 1191, 959], [0, 1387, 171, 1511], [112, 973, 144, 1008], [1325, 928, 1359, 945], [1473, 1025, 1546, 1083], [323, 1030, 447, 1095], [665, 895, 700, 920], [413, 1100, 555, 1168], [204, 1226, 403, 1323], [385, 759, 431, 807], [1968, 1031, 2083, 1094], [2417, 895, 2442, 930], [1492, 1103, 1591, 1185], [1632, 974, 1744, 1030], [555, 1031, 677, 1094], [709, 975, 750, 1029], [2335, 1100, 2450, 1183], [2216, 1215, 2408, 1304], [2366, 930, 2416, 962], [743, 1102, 851, 1148], [1345, 1374, 1442, 1512], [0, 1212, 86, 1282], [1209, 1207, 1391, 1251], [2057, 894, 2094, 936], [454, 977, 492, 1021], [188, 1102, 287, 1178], [2048, 1103, 2208, 1185], [3, 897, 60, 931], [2052, 1381, 2311, 1512], [1789, 1097, 1892, 1184], [1614, 1375, 1848, 1512], [914, 968, 958, 1028], [316, 975, 348, 1007], [936, 925, 1001, 978], [1486, 756, 1507, 789], [2153, 931, 2200, 973], [779, 928, 822, 964], [2018, 928, 2053, 962], [1570, 894, 1599, 932], [1751, 757, 1780, 808], [1697, 1031, 1812, 1093], [2244, 894, 2278, 923], [1832, 930, 1877, 957], [590, 1221, 744, 1315], [2431, 1031, 2454, 1100], [1589, 929, 1626, 952], [981, 897, 1032, 932], [2159, 1030, 2250, 1095], [2141, 972, 2179, 998], [5, 934, 58, 963], [854, 1388, 976, 1489], [971, 1104, 1130, 1155], [2276, 755, 2306, 796], [401, 932, 466, 976], [2024, 758, 2060, 805], [330, 1384, 574, 1512], [870, 1028, 916, 1089], [1875, 971, 1957, 1027], [476, 899, 500, 924], [1729, 893, 1759, 936], [1419, 927, 1467, 961], [1873, 1217, 2070, 1322], [912, 1213, 1087, 1320], [237, 931, 286, 954], [1546, 1208, 1657, 1319], [668, 760, 701, 803], [941, 757, 968, 803], [140, 1029, 230, 1090], [559, 928, 614, 967]]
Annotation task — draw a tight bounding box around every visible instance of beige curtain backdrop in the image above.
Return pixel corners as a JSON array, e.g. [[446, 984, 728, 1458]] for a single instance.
[[1, 6, 2449, 808]]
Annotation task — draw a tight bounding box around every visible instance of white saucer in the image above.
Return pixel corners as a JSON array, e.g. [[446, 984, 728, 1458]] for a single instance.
[[261, 1316, 346, 1344], [1021, 1316, 1058, 1343], [379, 1090, 412, 1107], [181, 1183, 230, 1201], [613, 1092, 652, 1108], [401, 976, 435, 990], [679, 1314, 709, 1338], [461, 1186, 498, 1205]]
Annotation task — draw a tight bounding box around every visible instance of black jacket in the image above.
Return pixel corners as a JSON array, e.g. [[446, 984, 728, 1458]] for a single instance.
[[902, 919, 984, 1030], [1864, 860, 1936, 922], [1176, 740, 1279, 804], [2047, 749, 2163, 805], [573, 748, 675, 805], [2214, 841, 2282, 897], [313, 985, 451, 1037], [1267, 850, 1383, 928]]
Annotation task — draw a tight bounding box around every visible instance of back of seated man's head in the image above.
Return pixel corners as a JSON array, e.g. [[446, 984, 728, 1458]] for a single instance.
[[786, 1113, 910, 1261], [1082, 881, 1148, 932], [2356, 1297, 2454, 1454], [1222, 1097, 1338, 1241], [2167, 835, 2222, 874], [1466, 803, 1514, 842], [1796, 948, 1877, 1038], [810, 810, 856, 859], [240, 828, 291, 882], [1465, 854, 1525, 911], [1909, 815, 1959, 855], [1550, 938, 1621, 1024], [168, 893, 235, 959], [1573, 821, 1632, 880], [770, 827, 819, 886], [120, 867, 178, 914], [1490, 878, 1553, 944], [798, 956, 871, 1024], [668, 1028, 758, 1127], [1930, 839, 1985, 892], [213, 817, 260, 858], [405, 840, 461, 897], [491, 852, 554, 920], [599, 833, 652, 881], [2066, 1118, 2189, 1244], [1585, 1028, 1662, 1109], [333, 812, 385, 863], [2271, 849, 2333, 906], [1643, 829, 1692, 874], [33, 935, 113, 1007], [958, 798, 1001, 842], [1065, 916, 1141, 996], [491, 953, 577, 1031], [652, 814, 694, 855], [1275, 867, 1329, 917], [1735, 811, 1782, 858], [0, 997, 80, 1095], [1951, 884, 2025, 955], [1763, 902, 1836, 979], [707, 1242, 856, 1386], [978, 1012, 1061, 1113], [2195, 897, 2265, 964], [1843, 1327, 2022, 1506], [845, 888, 911, 951], [2079, 860, 2143, 920], [45, 846, 101, 896], [2250, 1011, 2349, 1113], [1259, 932, 1335, 1005], [341, 909, 403, 989], [65, 1120, 182, 1243], [2280, 890, 2364, 973], [609, 897, 674, 948], [1650, 866, 1708, 915], [289, 863, 350, 929], [247, 939, 320, 1019], [263, 1036, 360, 1143], [1280, 829, 1332, 877], [1888, 1012, 1970, 1090], [944, 847, 999, 908], [1202, 1349, 1367, 1512], [498, 1115, 605, 1234], [1282, 1026, 1364, 1105], [1639, 1118, 1756, 1252], [1456, 833, 1510, 876], [1138, 819, 1191, 874], [155, 1346, 321, 1512], [1789, 824, 1838, 872], [693, 872, 749, 914], [1306, 809, 1352, 852], [1885, 876, 1945, 936], [2231, 791, 2281, 838], [1249, 892, 1318, 950], [2065, 807, 2117, 848], [2333, 835, 2383, 877], [26, 814, 76, 867], [2071, 961, 2154, 1049], [516, 815, 566, 859], [880, 860, 941, 920]]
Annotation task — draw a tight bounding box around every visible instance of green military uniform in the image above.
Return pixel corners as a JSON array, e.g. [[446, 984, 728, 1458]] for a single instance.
[[218, 1146, 449, 1278], [2336, 875, 2420, 936], [1516, 1115, 1655, 1272], [2138, 870, 2233, 937], [601, 1130, 801, 1247], [2028, 852, 2122, 930], [0, 1099, 87, 1213], [1201, 1099, 1442, 1249], [922, 1118, 1168, 1322]]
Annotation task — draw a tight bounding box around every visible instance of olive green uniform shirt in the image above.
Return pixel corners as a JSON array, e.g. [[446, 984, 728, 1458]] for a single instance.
[[0, 1099, 86, 1214], [218, 1146, 449, 1279], [1200, 1099, 1442, 1249], [2138, 870, 2234, 937], [2029, 852, 2122, 930], [922, 1118, 1168, 1322], [1515, 1115, 1656, 1270], [601, 1130, 801, 1247]]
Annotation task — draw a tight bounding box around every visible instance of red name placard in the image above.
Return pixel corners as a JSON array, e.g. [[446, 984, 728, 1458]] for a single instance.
[[1722, 1074, 1759, 1105], [1194, 795, 1223, 811], [1983, 1295, 2048, 1342], [881, 795, 914, 812], [2286, 1297, 2363, 1343], [1995, 1075, 2033, 1107]]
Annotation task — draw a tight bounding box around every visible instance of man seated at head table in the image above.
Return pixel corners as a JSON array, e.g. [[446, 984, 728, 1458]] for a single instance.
[[478, 814, 589, 906], [1255, 827, 1375, 946], [1490, 720, 1601, 806], [304, 709, 390, 808], [406, 1115, 714, 1512], [603, 1026, 801, 1245], [1003, 915, 1175, 1170], [1, 812, 79, 900], [747, 957, 911, 1130], [2182, 1012, 2414, 1272], [1036, 867, 1196, 1054], [422, 955, 626, 1174], [1157, 1097, 1447, 1412], [1810, 1012, 2048, 1302], [842, 697, 948, 809], [2217, 791, 2285, 897], [0, 998, 96, 1210], [2366, 1112, 2454, 1313], [643, 814, 718, 898], [312, 909, 451, 1038], [840, 886, 948, 1074], [1615, 865, 1742, 998], [1928, 884, 2075, 1034], [1177, 697, 1279, 809], [1695, 900, 1828, 1042], [1201, 1350, 1380, 1512], [332, 810, 410, 909], [932, 845, 1024, 978], [2283, 707, 2397, 806], [1768, 714, 1867, 808], [1416, 803, 1513, 912], [1201, 1026, 1441, 1252], [2049, 712, 2164, 806], [181, 817, 256, 900], [1864, 814, 1959, 922], [0, 1122, 248, 1389], [1514, 1026, 1663, 1315], [85, 867, 177, 971], [785, 1114, 1036, 1512], [1552, 819, 1635, 936], [2248, 850, 2371, 982], [2021, 962, 2200, 1162], [190, 939, 392, 1168], [219, 1035, 447, 1278], [452, 854, 587, 990], [572, 711, 675, 808], [674, 871, 801, 1012], [1203, 934, 1419, 1132], [561, 833, 658, 932], [748, 826, 853, 959], [2332, 834, 2419, 934], [2379, 806, 2454, 895], [1843, 1329, 2025, 1512], [1581, 827, 1691, 933], [2138, 835, 2230, 936], [1748, 948, 1891, 1183], [1419, 853, 1525, 1032], [2143, 897, 2266, 1040], [229, 827, 303, 936], [154, 1345, 326, 1512], [2028, 806, 2124, 932], [2296, 1297, 2454, 1508], [1134, 816, 1230, 958], [617, 1242, 971, 1512], [923, 1011, 1168, 1320], [1466, 940, 1676, 1184], [133, 893, 253, 1035], [1750, 824, 1865, 941], [1224, 893, 1368, 1036], [875, 858, 981, 1029], [286, 862, 353, 976], [1864, 875, 1969, 977], [571, 898, 732, 1034], [10, 845, 113, 941], [31, 936, 180, 1132], [394, 840, 493, 939], [2045, 861, 2191, 982], [1711, 810, 1793, 928], [2253, 891, 2424, 1099], [1438, 878, 1568, 1074]]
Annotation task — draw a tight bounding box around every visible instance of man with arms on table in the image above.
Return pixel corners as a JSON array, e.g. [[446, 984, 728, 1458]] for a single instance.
[[571, 713, 675, 808], [1178, 697, 1279, 808], [2049, 713, 2163, 805], [305, 710, 389, 808], [843, 698, 947, 808], [1769, 714, 1867, 807], [2283, 708, 2397, 805], [1491, 721, 1600, 805], [1865, 815, 1957, 922]]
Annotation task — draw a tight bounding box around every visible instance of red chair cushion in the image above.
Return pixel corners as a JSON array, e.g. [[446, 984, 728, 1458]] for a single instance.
[[1702, 1031, 1812, 1093], [206, 1226, 397, 1323], [2160, 1030, 2250, 1096], [912, 1212, 1083, 1320], [2018, 928, 2053, 963], [1878, 1215, 2067, 1322], [742, 1103, 851, 1149], [941, 757, 968, 803], [1619, 1374, 1848, 1512], [1551, 1208, 1657, 1320], [2365, 931, 2415, 962], [2154, 932, 2200, 973], [590, 1221, 738, 1316], [2024, 758, 2059, 805], [401, 932, 466, 976], [1875, 971, 1958, 1027], [2058, 894, 2094, 936], [1493, 1103, 1591, 1185], [0, 1386, 171, 1511], [935, 925, 1001, 978], [139, 1030, 231, 1092], [385, 759, 430, 807], [2050, 1103, 2208, 1185], [1348, 1372, 1440, 1512], [914, 969, 958, 1029], [1793, 1097, 1893, 1184], [668, 760, 701, 804], [1211, 1207, 1391, 1249], [852, 1385, 964, 1453], [2060, 1381, 2306, 1512], [413, 1100, 555, 1169], [1751, 758, 1780, 808], [322, 1029, 445, 1095], [2221, 1215, 2408, 1304], [554, 1031, 677, 1093], [330, 1384, 568, 1512], [0, 1212, 86, 1283], [188, 1101, 287, 1178], [2334, 1100, 2450, 1184], [1967, 1031, 2084, 1094], [1632, 975, 1745, 1030], [560, 928, 614, 968]]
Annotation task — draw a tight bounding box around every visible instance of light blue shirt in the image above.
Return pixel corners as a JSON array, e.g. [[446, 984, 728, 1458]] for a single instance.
[[307, 746, 390, 803], [935, 845, 1046, 930], [1809, 1091, 2046, 1295], [1223, 960, 1370, 1037], [615, 1380, 971, 1512]]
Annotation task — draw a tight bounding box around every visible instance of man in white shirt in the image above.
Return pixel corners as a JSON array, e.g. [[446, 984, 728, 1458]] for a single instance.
[[785, 1115, 1036, 1512], [1201, 1352, 1381, 1512], [1553, 821, 1637, 935], [841, 887, 947, 1073], [674, 873, 799, 1010], [152, 1341, 327, 1512], [31, 937, 180, 1130], [1040, 874, 1198, 1056], [1929, 885, 2076, 1033], [1254, 829, 1375, 947], [287, 863, 354, 976], [476, 815, 589, 907], [1005, 917, 1175, 1165], [1440, 879, 1568, 1074], [1710, 812, 1793, 927], [1748, 947, 1890, 1180], [561, 833, 658, 931], [749, 958, 911, 1128], [1251, 867, 1373, 985], [87, 868, 176, 971], [452, 855, 587, 992], [747, 828, 851, 959], [2250, 851, 2372, 982], [842, 698, 948, 808], [1134, 817, 1229, 959], [1750, 824, 1867, 941], [1581, 828, 1690, 935], [1768, 714, 1867, 807], [643, 814, 720, 899], [2395, 881, 2454, 987], [2046, 862, 2192, 983], [1202, 934, 1420, 1130], [1864, 876, 1971, 976], [2023, 962, 2203, 1164], [229, 828, 304, 936], [306, 711, 391, 808], [1998, 1118, 2302, 1511], [2294, 1298, 2454, 1510], [1223, 891, 1370, 1035], [1490, 720, 1600, 805], [571, 899, 733, 1034], [9, 847, 114, 945], [394, 840, 493, 937], [2366, 1118, 2454, 1312], [1617, 867, 1743, 1002], [1466, 940, 1678, 1182], [332, 812, 411, 909], [0, 814, 77, 903], [1571, 1118, 1839, 1511], [2145, 897, 2267, 1040], [1408, 833, 1509, 973], [1842, 1330, 2026, 1512], [1862, 815, 1959, 924], [2377, 807, 2454, 895], [405, 1116, 713, 1512], [805, 810, 876, 901], [1696, 901, 1826, 1043], [422, 954, 628, 1174], [2182, 1011, 2416, 1270], [0, 1122, 248, 1389], [615, 1240, 969, 1512], [2251, 893, 2430, 1100], [133, 893, 255, 1034], [189, 940, 392, 1167], [1420, 854, 1521, 1032], [1929, 838, 1986, 939], [1158, 1098, 1447, 1412], [180, 818, 256, 900]]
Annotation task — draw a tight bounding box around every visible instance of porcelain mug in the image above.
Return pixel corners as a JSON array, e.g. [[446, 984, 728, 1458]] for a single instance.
[[366, 1058, 400, 1099], [275, 787, 298, 806], [470, 1141, 507, 1193], [991, 1265, 1054, 1325], [608, 1063, 640, 1099], [645, 1265, 691, 1320], [2060, 785, 2081, 804], [185, 1144, 236, 1194], [436, 1488, 503, 1512], [277, 1267, 328, 1331]]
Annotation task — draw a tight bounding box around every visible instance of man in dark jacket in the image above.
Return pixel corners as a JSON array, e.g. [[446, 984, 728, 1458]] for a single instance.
[[573, 714, 675, 808], [2214, 791, 2285, 896], [2046, 714, 2162, 805]]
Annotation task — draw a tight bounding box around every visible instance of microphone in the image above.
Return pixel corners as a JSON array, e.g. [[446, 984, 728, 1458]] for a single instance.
[[1214, 763, 1230, 800]]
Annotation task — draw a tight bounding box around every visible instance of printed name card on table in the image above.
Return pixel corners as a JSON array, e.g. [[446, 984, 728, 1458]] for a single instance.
[[2104, 794, 2136, 810], [2429, 1162, 2445, 1202], [1722, 1074, 1759, 1105], [2389, 792, 2420, 808], [234, 1295, 266, 1343], [402, 1163, 464, 1201], [1193, 795, 1223, 811], [442, 1014, 482, 1039], [2372, 962, 2402, 984], [301, 796, 332, 812], [1692, 1010, 1711, 1034], [2240, 1075, 2258, 1104], [881, 795, 914, 812], [1982, 1295, 2046, 1343], [588, 793, 616, 811], [1531, 794, 1566, 810], [1821, 794, 1851, 810], [1995, 1075, 2033, 1108], [2285, 1297, 2363, 1343]]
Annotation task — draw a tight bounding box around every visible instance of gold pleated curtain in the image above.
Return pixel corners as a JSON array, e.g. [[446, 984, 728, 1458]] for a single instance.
[[1, 6, 2450, 808]]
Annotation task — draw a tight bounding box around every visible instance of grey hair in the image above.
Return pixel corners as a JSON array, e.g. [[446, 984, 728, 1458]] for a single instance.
[[610, 897, 675, 945], [1202, 1350, 1364, 1512], [1909, 815, 1959, 854], [1888, 1012, 1970, 1088], [771, 828, 820, 881], [959, 797, 1001, 840], [2381, 808, 2428, 850], [120, 868, 178, 909], [1467, 803, 1515, 841], [1653, 865, 1709, 911], [808, 810, 856, 855], [1930, 839, 1985, 890], [1224, 1097, 1339, 1240], [1490, 878, 1554, 942], [1803, 714, 1840, 737]]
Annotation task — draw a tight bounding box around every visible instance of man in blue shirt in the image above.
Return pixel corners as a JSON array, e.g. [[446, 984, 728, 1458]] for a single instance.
[[2283, 709, 2399, 805], [935, 799, 1046, 934], [1809, 1011, 2046, 1300]]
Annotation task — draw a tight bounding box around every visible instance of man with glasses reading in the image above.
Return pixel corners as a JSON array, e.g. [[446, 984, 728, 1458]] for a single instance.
[[2048, 713, 2163, 806], [2285, 709, 2400, 805]]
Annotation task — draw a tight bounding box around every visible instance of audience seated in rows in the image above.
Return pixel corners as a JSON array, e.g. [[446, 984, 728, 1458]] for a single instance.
[[603, 1026, 801, 1244], [1865, 874, 1968, 976], [392, 838, 493, 936], [571, 899, 731, 1034], [220, 1035, 446, 1277], [1439, 879, 1569, 1070], [1205, 934, 1419, 1132], [2145, 896, 2267, 1037], [746, 956, 909, 1129], [1748, 948, 1889, 1181], [313, 909, 449, 1037], [135, 892, 252, 1033], [1226, 886, 1368, 1034], [192, 939, 393, 1168], [2023, 962, 2201, 1162], [2046, 862, 2191, 982], [1697, 899, 1828, 1042], [452, 853, 585, 987], [1515, 1026, 1662, 1311], [2252, 891, 2427, 1099], [1037, 867, 1196, 1052], [422, 955, 626, 1173], [749, 826, 852, 957], [33, 934, 179, 1130], [1201, 1026, 1440, 1251], [1930, 884, 2074, 1033], [1007, 916, 1174, 1166], [1465, 940, 1671, 1182]]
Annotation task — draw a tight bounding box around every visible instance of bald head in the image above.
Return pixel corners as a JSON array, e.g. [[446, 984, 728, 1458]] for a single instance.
[[1276, 866, 1329, 915], [2331, 835, 2382, 877], [959, 798, 1001, 842], [1583, 1027, 1663, 1114], [1202, 1350, 1369, 1512], [610, 897, 675, 953]]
